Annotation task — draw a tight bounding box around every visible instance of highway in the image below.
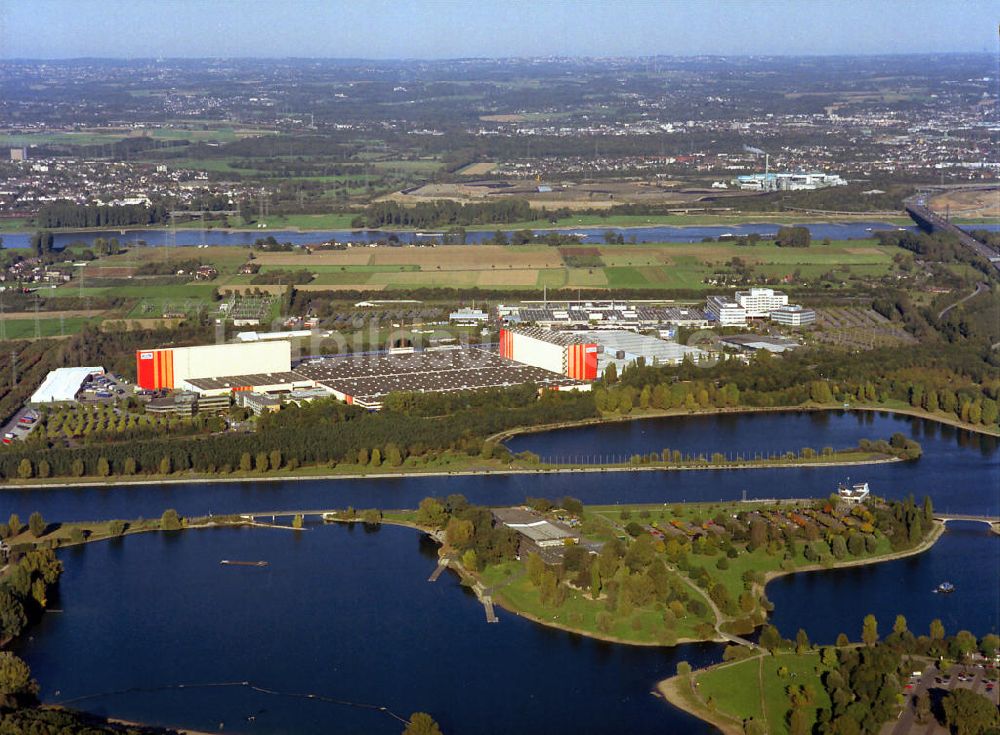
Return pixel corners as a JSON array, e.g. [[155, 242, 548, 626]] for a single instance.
[[904, 192, 1000, 273]]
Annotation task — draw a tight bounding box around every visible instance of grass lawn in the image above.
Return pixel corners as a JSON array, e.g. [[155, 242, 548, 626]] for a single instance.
[[486, 562, 711, 643], [694, 651, 830, 734], [0, 316, 99, 339]]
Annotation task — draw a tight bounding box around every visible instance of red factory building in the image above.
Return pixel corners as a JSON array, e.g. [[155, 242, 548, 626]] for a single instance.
[[498, 327, 598, 381]]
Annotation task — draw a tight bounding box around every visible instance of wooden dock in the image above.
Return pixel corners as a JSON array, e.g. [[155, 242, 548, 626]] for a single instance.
[[482, 595, 498, 624], [427, 561, 448, 582]]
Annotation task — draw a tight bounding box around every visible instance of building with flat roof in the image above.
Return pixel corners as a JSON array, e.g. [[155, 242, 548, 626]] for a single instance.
[[179, 371, 314, 398], [719, 335, 801, 354], [295, 348, 588, 410], [498, 301, 707, 330], [735, 287, 788, 319], [30, 367, 105, 404], [449, 308, 489, 325], [771, 305, 816, 327], [565, 330, 708, 372], [492, 507, 580, 560], [499, 327, 598, 380], [135, 341, 291, 391], [236, 392, 283, 416], [706, 295, 747, 326]]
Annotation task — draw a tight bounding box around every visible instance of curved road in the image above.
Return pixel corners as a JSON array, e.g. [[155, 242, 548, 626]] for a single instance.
[[937, 281, 988, 320]]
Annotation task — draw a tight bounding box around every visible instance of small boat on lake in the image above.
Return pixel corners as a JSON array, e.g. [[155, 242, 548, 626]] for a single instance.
[[934, 582, 955, 594]]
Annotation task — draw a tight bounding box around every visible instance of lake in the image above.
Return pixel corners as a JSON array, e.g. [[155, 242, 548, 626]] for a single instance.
[[3, 410, 998, 734]]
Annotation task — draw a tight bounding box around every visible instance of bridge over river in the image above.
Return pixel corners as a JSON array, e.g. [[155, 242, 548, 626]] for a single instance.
[[905, 191, 1000, 272], [932, 514, 1000, 534]]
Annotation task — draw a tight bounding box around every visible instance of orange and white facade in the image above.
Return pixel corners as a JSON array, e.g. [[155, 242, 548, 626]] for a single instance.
[[498, 328, 598, 381], [136, 341, 291, 390]]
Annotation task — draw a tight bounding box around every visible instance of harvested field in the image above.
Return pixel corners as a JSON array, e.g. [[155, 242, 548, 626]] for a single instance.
[[476, 269, 540, 286], [295, 283, 386, 292], [81, 266, 137, 278], [102, 317, 185, 330], [456, 161, 498, 176], [0, 309, 105, 320], [929, 188, 1000, 218], [369, 245, 562, 270], [256, 250, 373, 266]]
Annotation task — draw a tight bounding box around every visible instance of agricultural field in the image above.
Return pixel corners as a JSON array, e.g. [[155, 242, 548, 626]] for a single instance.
[[244, 240, 898, 292], [812, 307, 916, 349]]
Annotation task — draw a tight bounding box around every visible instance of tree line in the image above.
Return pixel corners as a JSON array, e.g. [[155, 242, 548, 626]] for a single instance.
[[34, 202, 169, 229]]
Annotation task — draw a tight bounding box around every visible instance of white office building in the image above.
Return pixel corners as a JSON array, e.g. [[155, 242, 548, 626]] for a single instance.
[[706, 296, 747, 327], [770, 305, 816, 327], [735, 288, 788, 318]]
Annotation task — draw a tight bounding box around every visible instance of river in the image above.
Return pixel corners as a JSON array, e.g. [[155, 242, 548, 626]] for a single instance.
[[8, 222, 1000, 249], [2, 410, 997, 734]]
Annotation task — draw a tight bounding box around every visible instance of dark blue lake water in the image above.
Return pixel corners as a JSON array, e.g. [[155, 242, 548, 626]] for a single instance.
[[2, 411, 997, 734], [12, 524, 718, 735], [6, 222, 996, 249]]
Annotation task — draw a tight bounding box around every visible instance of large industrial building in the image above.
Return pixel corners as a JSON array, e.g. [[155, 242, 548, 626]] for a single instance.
[[135, 342, 292, 391], [499, 328, 599, 381], [499, 326, 707, 378], [295, 348, 589, 410], [733, 172, 846, 192]]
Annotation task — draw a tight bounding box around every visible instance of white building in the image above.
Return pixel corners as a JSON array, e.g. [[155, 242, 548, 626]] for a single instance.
[[706, 295, 747, 327], [30, 367, 105, 403], [734, 172, 847, 192], [449, 308, 488, 325], [771, 305, 816, 327], [735, 288, 788, 318]]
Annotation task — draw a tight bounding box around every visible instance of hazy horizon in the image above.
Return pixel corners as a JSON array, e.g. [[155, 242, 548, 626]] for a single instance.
[[0, 0, 996, 60]]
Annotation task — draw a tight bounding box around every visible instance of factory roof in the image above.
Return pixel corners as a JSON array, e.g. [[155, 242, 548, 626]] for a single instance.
[[509, 326, 592, 346], [719, 335, 801, 353], [182, 371, 311, 391], [571, 330, 708, 365], [295, 349, 586, 403]]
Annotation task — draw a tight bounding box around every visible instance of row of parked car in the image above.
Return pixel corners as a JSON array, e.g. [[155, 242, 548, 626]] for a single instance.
[[3, 410, 38, 444]]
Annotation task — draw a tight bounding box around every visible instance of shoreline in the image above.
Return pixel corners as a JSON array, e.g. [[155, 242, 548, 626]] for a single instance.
[[656, 674, 745, 735], [0, 214, 923, 239], [0, 454, 904, 492], [490, 403, 999, 443]]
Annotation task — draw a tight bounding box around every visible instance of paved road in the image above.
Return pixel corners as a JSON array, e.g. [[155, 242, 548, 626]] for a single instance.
[[905, 193, 1000, 273], [937, 282, 988, 320]]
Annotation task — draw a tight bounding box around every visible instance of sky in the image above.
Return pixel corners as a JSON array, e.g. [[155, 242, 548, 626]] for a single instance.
[[0, 0, 995, 59]]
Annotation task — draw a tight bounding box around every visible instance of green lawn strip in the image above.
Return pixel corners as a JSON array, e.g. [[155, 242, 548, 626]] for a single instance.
[[0, 316, 100, 339], [761, 652, 831, 734], [489, 569, 706, 643], [694, 656, 765, 722]]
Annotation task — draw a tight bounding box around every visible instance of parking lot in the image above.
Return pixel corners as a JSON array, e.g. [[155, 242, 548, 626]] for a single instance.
[[886, 662, 998, 735]]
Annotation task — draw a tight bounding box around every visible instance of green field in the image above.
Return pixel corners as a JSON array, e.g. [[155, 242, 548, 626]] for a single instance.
[[0, 316, 99, 339], [694, 651, 831, 735]]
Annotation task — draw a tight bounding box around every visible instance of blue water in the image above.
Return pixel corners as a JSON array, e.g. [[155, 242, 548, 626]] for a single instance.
[[12, 524, 718, 735], [767, 524, 999, 644], [7, 222, 994, 249], [2, 411, 996, 523], [2, 410, 997, 734]]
